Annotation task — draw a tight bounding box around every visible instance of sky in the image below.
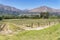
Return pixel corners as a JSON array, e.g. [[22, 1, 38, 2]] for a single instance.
[[0, 0, 60, 10]]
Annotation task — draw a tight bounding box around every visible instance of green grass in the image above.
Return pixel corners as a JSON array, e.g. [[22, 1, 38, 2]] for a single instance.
[[3, 19, 59, 28], [4, 19, 58, 25], [8, 23, 20, 31], [0, 23, 60, 40]]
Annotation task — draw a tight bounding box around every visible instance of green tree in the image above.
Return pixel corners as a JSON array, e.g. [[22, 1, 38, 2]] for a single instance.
[[40, 12, 49, 19], [0, 17, 3, 21]]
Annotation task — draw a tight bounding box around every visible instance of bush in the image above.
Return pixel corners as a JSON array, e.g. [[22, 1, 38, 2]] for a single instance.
[[0, 17, 3, 21]]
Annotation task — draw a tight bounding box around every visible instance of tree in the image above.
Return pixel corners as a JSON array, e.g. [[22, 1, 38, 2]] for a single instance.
[[40, 12, 49, 19], [0, 17, 3, 21]]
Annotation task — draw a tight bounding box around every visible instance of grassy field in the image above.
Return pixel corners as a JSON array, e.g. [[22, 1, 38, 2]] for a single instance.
[[0, 19, 60, 40], [4, 19, 58, 24], [3, 19, 59, 28], [0, 23, 60, 40]]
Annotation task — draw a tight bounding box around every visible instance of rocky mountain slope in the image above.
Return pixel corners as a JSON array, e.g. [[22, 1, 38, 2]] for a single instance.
[[0, 4, 60, 16], [29, 6, 60, 12]]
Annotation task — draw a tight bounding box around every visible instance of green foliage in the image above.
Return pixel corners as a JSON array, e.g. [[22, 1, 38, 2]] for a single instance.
[[0, 12, 60, 19], [40, 12, 49, 19], [0, 17, 3, 21]]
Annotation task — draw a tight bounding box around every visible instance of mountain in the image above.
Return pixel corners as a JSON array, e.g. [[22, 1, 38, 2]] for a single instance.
[[0, 4, 60, 16], [0, 4, 22, 11], [0, 4, 22, 15], [29, 6, 60, 12]]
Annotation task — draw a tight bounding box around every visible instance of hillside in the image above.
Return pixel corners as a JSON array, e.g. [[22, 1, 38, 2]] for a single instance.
[[0, 4, 22, 15], [29, 6, 60, 12], [0, 4, 60, 16], [0, 22, 60, 40]]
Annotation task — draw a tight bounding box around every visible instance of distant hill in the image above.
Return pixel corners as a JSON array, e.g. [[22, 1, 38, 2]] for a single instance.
[[29, 6, 60, 12], [0, 4, 22, 15], [0, 4, 60, 16]]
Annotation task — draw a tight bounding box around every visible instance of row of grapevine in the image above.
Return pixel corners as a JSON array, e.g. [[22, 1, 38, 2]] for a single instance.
[[9, 19, 60, 28]]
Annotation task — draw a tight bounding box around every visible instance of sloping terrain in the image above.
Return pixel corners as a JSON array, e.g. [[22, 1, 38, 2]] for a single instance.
[[0, 4, 60, 16], [0, 21, 60, 40], [29, 6, 60, 12], [0, 19, 59, 32], [0, 4, 22, 15], [15, 23, 60, 40]]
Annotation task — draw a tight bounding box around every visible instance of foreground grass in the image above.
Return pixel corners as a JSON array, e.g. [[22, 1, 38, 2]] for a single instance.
[[8, 23, 20, 31], [0, 23, 60, 40]]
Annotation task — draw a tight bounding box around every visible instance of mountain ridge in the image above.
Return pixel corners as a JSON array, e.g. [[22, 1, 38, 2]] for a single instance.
[[0, 4, 60, 16], [29, 6, 60, 12]]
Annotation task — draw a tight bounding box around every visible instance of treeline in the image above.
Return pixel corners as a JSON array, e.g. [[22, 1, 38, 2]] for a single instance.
[[0, 12, 60, 20]]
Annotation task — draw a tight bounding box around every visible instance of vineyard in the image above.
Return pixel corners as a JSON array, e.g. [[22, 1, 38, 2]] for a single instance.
[[0, 19, 60, 32], [0, 19, 60, 40], [4, 19, 60, 30], [0, 19, 60, 31]]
